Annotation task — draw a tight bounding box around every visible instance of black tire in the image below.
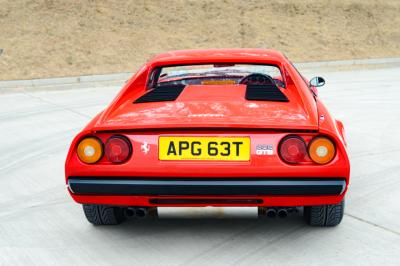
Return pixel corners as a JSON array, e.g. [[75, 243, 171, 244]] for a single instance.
[[304, 200, 344, 227], [82, 204, 126, 225]]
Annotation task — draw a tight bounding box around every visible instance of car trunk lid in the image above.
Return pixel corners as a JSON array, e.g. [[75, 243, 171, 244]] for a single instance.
[[94, 84, 318, 131]]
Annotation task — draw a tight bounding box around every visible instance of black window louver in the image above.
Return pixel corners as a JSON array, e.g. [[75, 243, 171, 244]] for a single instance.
[[245, 84, 289, 102], [134, 84, 186, 104]]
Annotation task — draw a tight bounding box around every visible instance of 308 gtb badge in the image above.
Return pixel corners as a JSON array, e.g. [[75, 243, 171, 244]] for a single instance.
[[65, 49, 350, 227]]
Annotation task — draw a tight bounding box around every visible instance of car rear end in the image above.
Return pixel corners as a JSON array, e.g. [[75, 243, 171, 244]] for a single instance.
[[65, 51, 350, 226], [66, 128, 349, 208]]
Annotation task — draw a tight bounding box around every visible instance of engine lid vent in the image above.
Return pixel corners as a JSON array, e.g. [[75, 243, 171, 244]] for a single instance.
[[134, 84, 186, 103], [245, 84, 289, 102]]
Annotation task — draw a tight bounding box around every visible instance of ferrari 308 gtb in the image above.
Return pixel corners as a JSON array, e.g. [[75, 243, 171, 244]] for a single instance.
[[65, 49, 350, 227]]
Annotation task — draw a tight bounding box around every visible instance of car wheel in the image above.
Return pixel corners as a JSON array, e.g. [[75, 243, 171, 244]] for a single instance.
[[304, 200, 344, 227], [82, 204, 126, 225]]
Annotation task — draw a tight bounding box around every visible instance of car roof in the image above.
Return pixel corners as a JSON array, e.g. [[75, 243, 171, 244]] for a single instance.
[[147, 49, 287, 66]]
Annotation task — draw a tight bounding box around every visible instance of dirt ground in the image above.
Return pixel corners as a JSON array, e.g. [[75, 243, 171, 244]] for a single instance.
[[0, 0, 399, 80]]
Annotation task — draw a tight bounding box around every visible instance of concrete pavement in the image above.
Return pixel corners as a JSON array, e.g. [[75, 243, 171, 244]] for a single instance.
[[0, 66, 399, 265]]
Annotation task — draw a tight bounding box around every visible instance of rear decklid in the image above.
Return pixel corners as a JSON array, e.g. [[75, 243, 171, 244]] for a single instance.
[[94, 84, 318, 131]]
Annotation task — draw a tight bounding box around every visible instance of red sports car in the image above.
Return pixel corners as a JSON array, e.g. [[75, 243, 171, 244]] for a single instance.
[[65, 49, 350, 226]]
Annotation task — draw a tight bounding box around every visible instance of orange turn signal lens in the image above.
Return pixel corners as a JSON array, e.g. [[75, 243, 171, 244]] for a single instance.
[[308, 137, 336, 164], [77, 137, 103, 164]]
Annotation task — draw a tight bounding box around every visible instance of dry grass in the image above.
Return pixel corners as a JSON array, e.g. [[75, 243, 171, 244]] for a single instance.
[[0, 0, 399, 80]]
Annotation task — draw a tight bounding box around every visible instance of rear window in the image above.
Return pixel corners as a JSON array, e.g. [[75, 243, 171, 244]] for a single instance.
[[148, 64, 284, 88]]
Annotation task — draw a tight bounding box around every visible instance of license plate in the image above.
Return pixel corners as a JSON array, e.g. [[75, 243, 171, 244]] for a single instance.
[[159, 137, 250, 161]]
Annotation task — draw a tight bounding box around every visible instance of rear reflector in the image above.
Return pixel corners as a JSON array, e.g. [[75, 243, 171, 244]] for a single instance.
[[149, 199, 263, 205]]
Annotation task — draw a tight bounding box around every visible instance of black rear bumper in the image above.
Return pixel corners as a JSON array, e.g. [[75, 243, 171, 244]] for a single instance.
[[68, 177, 346, 196]]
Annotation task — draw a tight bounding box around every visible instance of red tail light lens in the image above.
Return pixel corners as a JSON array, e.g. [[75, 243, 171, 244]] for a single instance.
[[105, 136, 132, 164], [279, 136, 307, 164]]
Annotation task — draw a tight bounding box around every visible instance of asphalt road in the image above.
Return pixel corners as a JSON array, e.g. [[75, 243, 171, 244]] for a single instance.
[[1, 66, 400, 265]]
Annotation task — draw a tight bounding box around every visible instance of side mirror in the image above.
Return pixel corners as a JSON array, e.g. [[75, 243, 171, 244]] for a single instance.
[[309, 77, 325, 87]]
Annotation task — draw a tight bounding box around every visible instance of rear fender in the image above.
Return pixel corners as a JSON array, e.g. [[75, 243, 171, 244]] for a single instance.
[[316, 100, 350, 180], [335, 119, 347, 147]]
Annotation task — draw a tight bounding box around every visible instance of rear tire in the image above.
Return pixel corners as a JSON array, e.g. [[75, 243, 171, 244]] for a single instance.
[[304, 200, 344, 227], [83, 204, 126, 225]]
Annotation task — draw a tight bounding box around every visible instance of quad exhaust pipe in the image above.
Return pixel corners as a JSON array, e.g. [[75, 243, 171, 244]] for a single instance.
[[266, 208, 277, 218], [277, 208, 288, 218], [127, 206, 292, 219], [125, 207, 150, 218], [135, 207, 148, 218], [125, 208, 136, 217], [263, 207, 295, 218]]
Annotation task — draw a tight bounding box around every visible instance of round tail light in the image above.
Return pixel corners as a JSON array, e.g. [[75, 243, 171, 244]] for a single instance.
[[308, 137, 336, 164], [105, 136, 132, 164], [279, 136, 307, 164], [77, 137, 103, 164]]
